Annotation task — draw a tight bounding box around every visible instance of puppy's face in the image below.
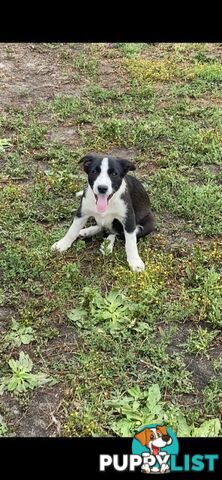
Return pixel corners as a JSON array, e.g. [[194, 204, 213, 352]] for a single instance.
[[79, 155, 135, 213], [135, 426, 172, 455]]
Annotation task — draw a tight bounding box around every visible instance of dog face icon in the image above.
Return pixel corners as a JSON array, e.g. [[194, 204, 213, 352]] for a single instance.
[[135, 425, 172, 455], [135, 425, 172, 473]]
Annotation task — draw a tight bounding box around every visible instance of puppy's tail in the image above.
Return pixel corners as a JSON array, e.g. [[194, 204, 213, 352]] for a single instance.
[[75, 190, 84, 198]]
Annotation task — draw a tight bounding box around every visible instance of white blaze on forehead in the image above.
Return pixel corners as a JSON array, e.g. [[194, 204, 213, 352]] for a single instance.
[[101, 157, 109, 176], [93, 157, 113, 195]]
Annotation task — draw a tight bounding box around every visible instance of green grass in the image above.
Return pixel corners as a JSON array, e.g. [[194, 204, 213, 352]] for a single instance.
[[184, 326, 219, 357], [148, 169, 222, 235], [0, 43, 221, 437]]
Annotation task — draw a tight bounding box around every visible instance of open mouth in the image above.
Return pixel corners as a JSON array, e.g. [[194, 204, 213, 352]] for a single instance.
[[152, 446, 160, 456], [95, 193, 114, 213]]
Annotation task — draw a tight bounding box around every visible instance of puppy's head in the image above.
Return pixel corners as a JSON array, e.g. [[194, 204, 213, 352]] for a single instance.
[[79, 155, 135, 213], [135, 426, 172, 455]]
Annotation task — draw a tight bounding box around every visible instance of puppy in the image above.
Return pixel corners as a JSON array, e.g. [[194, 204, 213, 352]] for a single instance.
[[52, 155, 154, 272], [135, 426, 172, 473]]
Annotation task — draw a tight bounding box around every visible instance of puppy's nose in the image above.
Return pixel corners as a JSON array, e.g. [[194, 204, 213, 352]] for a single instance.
[[98, 185, 108, 194]]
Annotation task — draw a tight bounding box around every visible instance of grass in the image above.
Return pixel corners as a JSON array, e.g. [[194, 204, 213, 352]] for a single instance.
[[0, 352, 55, 395], [148, 169, 222, 235], [184, 327, 219, 357], [0, 42, 221, 437]]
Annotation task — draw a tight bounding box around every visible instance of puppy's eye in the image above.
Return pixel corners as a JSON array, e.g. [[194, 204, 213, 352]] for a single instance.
[[91, 169, 98, 174], [111, 171, 117, 176], [150, 434, 154, 440], [157, 432, 162, 438]]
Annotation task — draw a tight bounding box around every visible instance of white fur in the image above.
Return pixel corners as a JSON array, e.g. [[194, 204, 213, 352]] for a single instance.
[[75, 190, 84, 198], [141, 464, 150, 473], [124, 230, 145, 272], [92, 157, 112, 197]]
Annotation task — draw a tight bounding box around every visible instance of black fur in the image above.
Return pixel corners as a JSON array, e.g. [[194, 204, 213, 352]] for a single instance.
[[112, 175, 154, 238]]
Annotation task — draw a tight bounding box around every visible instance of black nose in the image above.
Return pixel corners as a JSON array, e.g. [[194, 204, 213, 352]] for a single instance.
[[98, 185, 108, 194]]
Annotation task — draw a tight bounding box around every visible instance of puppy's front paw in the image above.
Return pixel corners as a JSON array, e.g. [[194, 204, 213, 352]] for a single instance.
[[100, 238, 114, 256], [161, 464, 170, 473], [141, 464, 150, 473], [51, 238, 71, 253], [129, 257, 145, 272]]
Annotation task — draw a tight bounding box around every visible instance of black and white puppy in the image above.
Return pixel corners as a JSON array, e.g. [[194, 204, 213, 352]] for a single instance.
[[52, 155, 154, 272]]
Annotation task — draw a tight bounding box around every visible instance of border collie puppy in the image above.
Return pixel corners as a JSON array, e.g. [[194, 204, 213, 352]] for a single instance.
[[52, 155, 154, 272]]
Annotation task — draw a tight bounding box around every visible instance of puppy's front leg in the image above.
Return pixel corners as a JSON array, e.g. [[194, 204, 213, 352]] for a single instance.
[[122, 210, 144, 272], [52, 214, 88, 253], [124, 229, 145, 272]]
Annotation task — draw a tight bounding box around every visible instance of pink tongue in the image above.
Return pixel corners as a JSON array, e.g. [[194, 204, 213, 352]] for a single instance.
[[96, 195, 108, 213], [153, 446, 159, 456]]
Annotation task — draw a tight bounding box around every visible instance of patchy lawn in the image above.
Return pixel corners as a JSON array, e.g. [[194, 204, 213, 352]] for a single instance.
[[0, 43, 221, 437]]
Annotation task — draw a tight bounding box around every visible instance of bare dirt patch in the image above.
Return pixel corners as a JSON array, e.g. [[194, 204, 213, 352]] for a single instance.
[[1, 387, 66, 437], [47, 126, 80, 146], [168, 322, 220, 390], [0, 44, 86, 112], [0, 307, 16, 331], [98, 59, 128, 90], [108, 147, 138, 159]]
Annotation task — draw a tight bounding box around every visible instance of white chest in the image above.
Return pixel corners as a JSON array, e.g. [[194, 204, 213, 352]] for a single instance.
[[82, 190, 127, 230], [94, 212, 116, 228]]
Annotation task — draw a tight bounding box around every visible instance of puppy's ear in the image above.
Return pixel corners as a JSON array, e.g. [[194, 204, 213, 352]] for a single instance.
[[79, 155, 94, 173], [134, 429, 148, 446], [118, 158, 136, 175]]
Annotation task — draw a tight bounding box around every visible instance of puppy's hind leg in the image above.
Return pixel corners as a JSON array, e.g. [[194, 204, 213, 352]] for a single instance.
[[136, 212, 155, 239], [75, 190, 84, 198], [79, 225, 102, 238]]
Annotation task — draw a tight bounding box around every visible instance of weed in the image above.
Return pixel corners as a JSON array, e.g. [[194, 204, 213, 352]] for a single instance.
[[74, 55, 98, 77], [68, 289, 133, 335], [194, 63, 222, 82], [184, 266, 222, 325], [4, 320, 35, 348], [106, 383, 221, 437], [0, 352, 55, 395]]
